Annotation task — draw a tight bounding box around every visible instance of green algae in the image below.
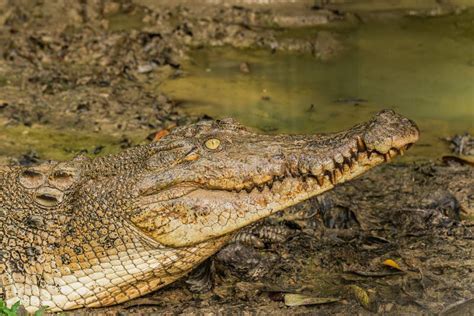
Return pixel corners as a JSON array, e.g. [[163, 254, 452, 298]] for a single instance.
[[0, 123, 147, 161]]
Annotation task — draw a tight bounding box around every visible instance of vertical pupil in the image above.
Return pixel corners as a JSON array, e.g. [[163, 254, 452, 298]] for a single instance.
[[205, 139, 220, 149]]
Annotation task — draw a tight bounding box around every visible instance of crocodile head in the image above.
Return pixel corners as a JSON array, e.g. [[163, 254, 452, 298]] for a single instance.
[[132, 109, 419, 247], [0, 109, 419, 312]]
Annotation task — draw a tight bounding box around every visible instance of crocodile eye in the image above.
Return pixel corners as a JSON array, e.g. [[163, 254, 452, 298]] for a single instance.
[[205, 138, 221, 150]]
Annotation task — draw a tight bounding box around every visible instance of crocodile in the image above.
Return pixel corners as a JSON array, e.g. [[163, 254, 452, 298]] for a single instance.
[[0, 109, 419, 312]]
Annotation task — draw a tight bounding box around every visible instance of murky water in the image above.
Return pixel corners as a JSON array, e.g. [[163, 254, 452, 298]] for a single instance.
[[0, 123, 146, 161], [161, 11, 474, 159]]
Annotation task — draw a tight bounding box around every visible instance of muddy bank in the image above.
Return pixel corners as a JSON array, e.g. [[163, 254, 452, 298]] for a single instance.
[[1, 1, 470, 154], [0, 0, 348, 160], [1, 0, 472, 162], [0, 1, 472, 315]]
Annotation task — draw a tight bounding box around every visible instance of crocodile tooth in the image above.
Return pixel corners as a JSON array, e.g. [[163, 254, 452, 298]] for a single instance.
[[306, 176, 317, 186], [316, 174, 324, 186], [298, 161, 308, 175], [272, 180, 281, 190], [310, 165, 323, 176], [384, 152, 391, 162], [356, 136, 367, 152], [399, 147, 405, 156], [351, 148, 359, 161], [262, 184, 271, 193], [250, 186, 260, 194], [349, 157, 357, 168], [367, 151, 373, 159], [325, 170, 334, 185], [343, 162, 351, 173], [333, 159, 343, 173], [334, 153, 344, 164], [323, 159, 335, 171], [333, 168, 343, 182], [267, 181, 273, 190], [343, 156, 353, 169], [325, 174, 333, 185]]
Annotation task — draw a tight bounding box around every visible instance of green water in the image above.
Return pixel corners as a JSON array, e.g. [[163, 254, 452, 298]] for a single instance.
[[0, 123, 147, 162], [161, 11, 474, 159]]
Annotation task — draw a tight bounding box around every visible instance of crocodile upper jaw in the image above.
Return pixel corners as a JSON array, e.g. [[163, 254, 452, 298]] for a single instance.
[[131, 109, 419, 247]]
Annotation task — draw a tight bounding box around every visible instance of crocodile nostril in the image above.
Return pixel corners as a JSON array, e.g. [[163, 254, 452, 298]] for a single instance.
[[34, 187, 63, 207]]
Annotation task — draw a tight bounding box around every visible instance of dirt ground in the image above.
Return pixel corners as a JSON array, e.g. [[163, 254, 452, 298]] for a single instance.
[[0, 0, 348, 163], [0, 1, 473, 315]]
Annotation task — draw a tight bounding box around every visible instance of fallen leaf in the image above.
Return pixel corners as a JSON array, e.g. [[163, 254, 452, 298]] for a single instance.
[[383, 259, 403, 271], [347, 270, 405, 277], [349, 285, 371, 310], [283, 293, 339, 307]]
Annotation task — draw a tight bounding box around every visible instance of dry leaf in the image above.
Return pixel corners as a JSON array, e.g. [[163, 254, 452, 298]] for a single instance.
[[349, 285, 371, 309], [382, 259, 403, 271], [283, 294, 339, 307]]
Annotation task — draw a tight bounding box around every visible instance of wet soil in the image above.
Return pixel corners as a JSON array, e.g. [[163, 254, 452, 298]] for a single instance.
[[0, 0, 473, 315], [0, 0, 345, 161]]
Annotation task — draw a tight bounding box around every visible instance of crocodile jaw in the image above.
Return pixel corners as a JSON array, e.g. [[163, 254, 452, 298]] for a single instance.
[[0, 110, 419, 312], [132, 110, 419, 247]]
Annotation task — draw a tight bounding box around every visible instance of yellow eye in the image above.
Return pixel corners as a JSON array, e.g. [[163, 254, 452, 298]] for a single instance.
[[205, 138, 221, 150]]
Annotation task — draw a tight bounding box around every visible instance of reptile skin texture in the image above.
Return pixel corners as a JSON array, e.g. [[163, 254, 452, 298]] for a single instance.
[[0, 110, 419, 312]]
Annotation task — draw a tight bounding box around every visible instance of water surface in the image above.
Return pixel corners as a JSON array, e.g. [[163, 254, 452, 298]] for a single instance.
[[161, 11, 474, 159]]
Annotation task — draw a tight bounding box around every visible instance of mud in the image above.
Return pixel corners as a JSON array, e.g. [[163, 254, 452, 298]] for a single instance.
[[0, 0, 473, 315], [0, 0, 346, 161]]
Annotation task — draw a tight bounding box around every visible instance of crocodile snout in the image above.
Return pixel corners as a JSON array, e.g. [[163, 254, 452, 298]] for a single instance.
[[363, 109, 420, 154]]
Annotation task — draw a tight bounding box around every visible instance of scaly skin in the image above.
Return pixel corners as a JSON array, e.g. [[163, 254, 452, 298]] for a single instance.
[[0, 110, 419, 312]]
